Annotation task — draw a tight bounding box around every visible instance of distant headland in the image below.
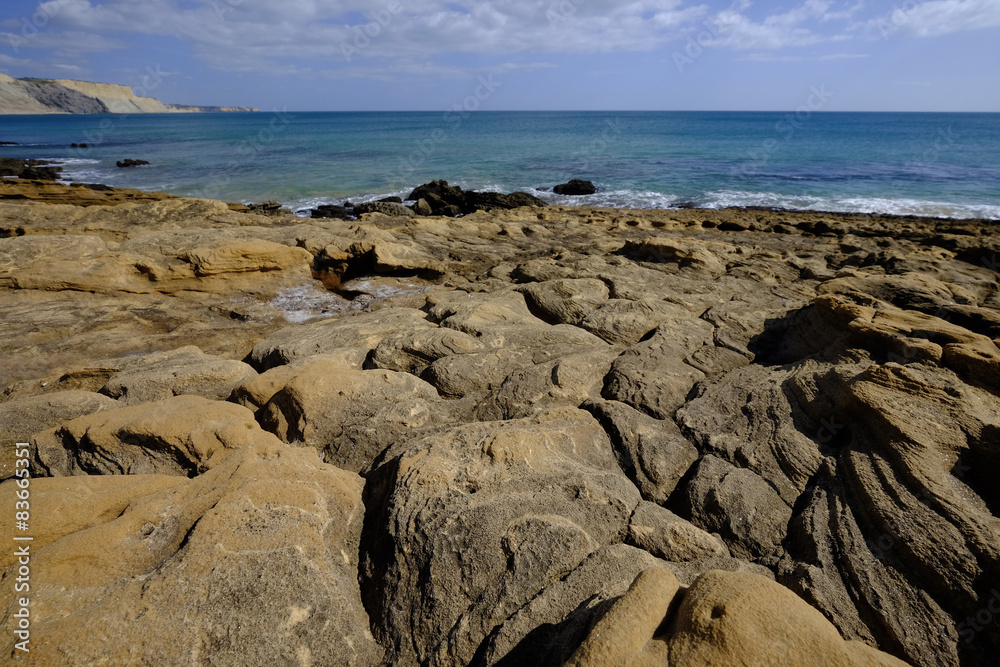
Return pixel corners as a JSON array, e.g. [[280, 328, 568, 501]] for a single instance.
[[0, 73, 258, 115]]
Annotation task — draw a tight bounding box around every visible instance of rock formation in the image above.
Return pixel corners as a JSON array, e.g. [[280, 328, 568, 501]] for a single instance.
[[2, 176, 998, 666], [0, 73, 258, 115]]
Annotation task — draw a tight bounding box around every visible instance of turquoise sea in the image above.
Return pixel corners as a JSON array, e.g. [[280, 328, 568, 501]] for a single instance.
[[1, 110, 998, 219]]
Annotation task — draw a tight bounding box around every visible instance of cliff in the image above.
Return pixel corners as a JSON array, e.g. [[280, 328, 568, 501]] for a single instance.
[[0, 73, 258, 114]]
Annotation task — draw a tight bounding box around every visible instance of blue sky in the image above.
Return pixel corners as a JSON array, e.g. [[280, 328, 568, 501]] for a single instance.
[[0, 0, 998, 111]]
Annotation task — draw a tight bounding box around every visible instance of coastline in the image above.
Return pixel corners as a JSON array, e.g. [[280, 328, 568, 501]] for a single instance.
[[1, 173, 999, 666]]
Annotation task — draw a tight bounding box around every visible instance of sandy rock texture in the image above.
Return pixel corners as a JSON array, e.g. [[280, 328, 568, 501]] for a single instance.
[[3, 179, 999, 666]]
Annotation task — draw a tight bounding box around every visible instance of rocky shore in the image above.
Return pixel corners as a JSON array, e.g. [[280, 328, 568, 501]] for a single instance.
[[1, 174, 998, 666]]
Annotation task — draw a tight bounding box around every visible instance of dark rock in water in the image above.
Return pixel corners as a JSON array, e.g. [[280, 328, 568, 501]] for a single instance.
[[553, 179, 597, 195], [377, 196, 403, 204], [311, 204, 352, 219], [246, 201, 287, 216], [21, 166, 63, 180], [354, 201, 415, 218], [0, 141, 17, 146], [0, 158, 62, 181], [408, 180, 464, 207], [674, 201, 698, 209], [116, 159, 150, 169], [71, 143, 89, 148], [460, 190, 548, 214]]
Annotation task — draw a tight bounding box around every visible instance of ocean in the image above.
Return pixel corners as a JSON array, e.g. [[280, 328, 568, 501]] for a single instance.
[[1, 110, 999, 220]]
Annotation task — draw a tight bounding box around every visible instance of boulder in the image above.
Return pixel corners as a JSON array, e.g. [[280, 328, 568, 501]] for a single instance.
[[33, 394, 279, 477], [681, 455, 793, 560], [565, 568, 909, 666], [99, 346, 257, 406], [360, 408, 642, 666], [407, 179, 465, 207], [0, 391, 118, 481], [116, 159, 150, 168], [553, 179, 597, 196], [354, 201, 415, 218], [248, 307, 435, 370], [628, 501, 729, 562], [0, 442, 383, 665], [256, 358, 443, 472], [585, 399, 699, 504], [311, 204, 353, 219], [460, 190, 548, 214]]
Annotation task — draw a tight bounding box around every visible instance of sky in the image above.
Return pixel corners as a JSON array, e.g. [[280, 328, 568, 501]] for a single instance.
[[0, 0, 998, 111]]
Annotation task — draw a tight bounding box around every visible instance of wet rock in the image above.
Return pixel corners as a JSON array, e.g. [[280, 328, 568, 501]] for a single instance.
[[553, 179, 597, 196], [116, 159, 150, 168]]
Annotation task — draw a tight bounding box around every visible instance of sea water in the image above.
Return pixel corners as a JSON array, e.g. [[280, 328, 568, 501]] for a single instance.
[[1, 110, 998, 220]]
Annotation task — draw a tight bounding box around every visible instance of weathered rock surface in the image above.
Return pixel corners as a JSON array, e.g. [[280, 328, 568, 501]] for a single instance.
[[99, 346, 257, 405], [3, 178, 999, 666], [33, 394, 280, 477], [566, 568, 909, 666], [0, 440, 382, 665]]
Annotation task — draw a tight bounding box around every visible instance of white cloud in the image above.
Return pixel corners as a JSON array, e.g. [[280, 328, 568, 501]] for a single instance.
[[869, 0, 1000, 37], [31, 0, 708, 78], [704, 0, 854, 50]]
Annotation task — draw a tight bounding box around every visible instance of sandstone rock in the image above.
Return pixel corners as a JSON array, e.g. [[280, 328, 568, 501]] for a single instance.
[[475, 545, 670, 666], [604, 327, 708, 419], [228, 350, 368, 410], [0, 442, 383, 665], [580, 298, 705, 346], [476, 345, 623, 421], [360, 408, 642, 666], [181, 239, 311, 277], [33, 394, 279, 477], [619, 237, 738, 278], [521, 278, 610, 326], [248, 307, 435, 370], [256, 357, 442, 472], [681, 455, 793, 560], [0, 390, 118, 480], [628, 501, 729, 562], [566, 568, 908, 666], [99, 346, 257, 406], [667, 570, 910, 666], [585, 399, 698, 504], [370, 327, 486, 375]]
